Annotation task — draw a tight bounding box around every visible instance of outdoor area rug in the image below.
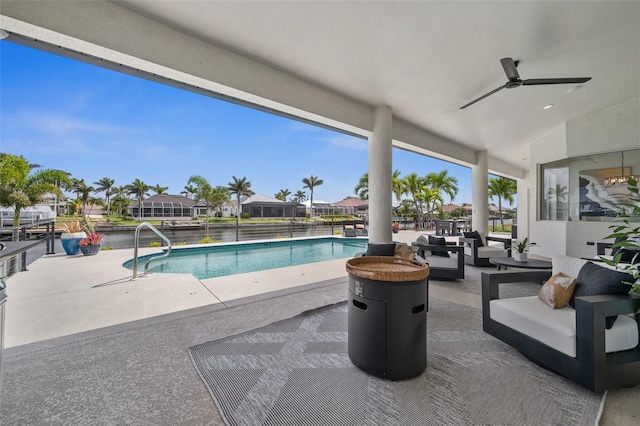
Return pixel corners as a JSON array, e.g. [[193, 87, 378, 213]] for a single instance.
[[189, 298, 602, 426]]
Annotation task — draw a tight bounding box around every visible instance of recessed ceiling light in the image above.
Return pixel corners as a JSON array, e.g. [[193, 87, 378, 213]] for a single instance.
[[566, 85, 582, 93], [543, 104, 554, 110]]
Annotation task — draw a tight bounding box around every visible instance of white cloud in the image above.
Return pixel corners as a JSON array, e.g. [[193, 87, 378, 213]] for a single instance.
[[8, 109, 133, 137], [323, 135, 368, 151]]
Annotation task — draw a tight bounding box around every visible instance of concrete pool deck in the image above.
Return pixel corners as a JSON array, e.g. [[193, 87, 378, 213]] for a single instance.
[[5, 232, 423, 348]]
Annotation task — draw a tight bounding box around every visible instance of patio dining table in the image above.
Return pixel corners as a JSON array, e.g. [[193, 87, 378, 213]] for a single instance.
[[435, 219, 470, 236]]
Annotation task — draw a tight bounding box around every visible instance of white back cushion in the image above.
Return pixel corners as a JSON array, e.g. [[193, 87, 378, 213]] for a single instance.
[[552, 256, 588, 278]]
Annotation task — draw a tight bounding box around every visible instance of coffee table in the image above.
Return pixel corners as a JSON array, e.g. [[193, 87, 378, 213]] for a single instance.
[[489, 257, 552, 271]]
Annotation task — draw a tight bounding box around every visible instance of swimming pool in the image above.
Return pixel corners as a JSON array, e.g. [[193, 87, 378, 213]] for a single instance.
[[123, 237, 368, 279]]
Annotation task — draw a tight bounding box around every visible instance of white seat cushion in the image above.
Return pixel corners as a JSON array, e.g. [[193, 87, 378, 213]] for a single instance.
[[490, 296, 639, 357], [464, 246, 507, 258], [476, 247, 508, 259], [426, 255, 458, 269]]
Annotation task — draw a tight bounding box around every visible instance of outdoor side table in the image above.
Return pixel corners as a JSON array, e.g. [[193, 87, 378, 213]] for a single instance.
[[489, 257, 552, 271], [346, 256, 430, 380]]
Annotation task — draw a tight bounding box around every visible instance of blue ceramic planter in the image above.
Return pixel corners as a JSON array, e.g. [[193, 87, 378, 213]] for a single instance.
[[61, 232, 86, 255]]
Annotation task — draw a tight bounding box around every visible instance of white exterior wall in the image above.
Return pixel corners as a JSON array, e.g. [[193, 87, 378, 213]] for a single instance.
[[529, 97, 640, 259]]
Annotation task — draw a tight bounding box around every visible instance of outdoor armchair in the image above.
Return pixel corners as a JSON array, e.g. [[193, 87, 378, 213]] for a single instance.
[[412, 237, 464, 280], [459, 231, 511, 267]]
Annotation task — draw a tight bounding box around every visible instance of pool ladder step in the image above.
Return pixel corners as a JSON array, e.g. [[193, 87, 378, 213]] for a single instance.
[[131, 222, 172, 280]]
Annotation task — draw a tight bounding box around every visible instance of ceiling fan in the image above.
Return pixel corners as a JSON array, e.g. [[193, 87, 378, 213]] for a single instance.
[[460, 57, 591, 109]]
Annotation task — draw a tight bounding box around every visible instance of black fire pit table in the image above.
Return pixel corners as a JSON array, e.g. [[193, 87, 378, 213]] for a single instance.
[[346, 256, 430, 380]]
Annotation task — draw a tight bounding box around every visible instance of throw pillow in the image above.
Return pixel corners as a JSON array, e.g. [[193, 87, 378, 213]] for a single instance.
[[365, 243, 396, 257], [619, 249, 640, 264], [395, 243, 418, 260], [571, 261, 634, 329], [416, 235, 429, 245], [537, 273, 577, 309], [427, 235, 450, 258], [463, 230, 484, 247]]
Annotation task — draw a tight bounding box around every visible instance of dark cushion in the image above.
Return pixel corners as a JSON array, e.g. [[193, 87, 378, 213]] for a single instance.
[[463, 231, 484, 247], [365, 243, 396, 257], [610, 236, 627, 257], [570, 262, 634, 329], [428, 235, 450, 257], [619, 249, 640, 264]]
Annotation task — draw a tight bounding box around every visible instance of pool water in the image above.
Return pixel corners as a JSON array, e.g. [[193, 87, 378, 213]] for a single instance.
[[123, 238, 368, 279]]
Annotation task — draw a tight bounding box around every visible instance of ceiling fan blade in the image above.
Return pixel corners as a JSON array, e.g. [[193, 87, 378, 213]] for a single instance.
[[460, 85, 506, 109], [500, 57, 520, 80], [522, 77, 592, 85]]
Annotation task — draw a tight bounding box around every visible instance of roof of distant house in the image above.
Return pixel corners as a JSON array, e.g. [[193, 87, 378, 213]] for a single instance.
[[333, 196, 368, 207], [303, 199, 332, 207], [142, 194, 197, 207], [228, 193, 303, 206]]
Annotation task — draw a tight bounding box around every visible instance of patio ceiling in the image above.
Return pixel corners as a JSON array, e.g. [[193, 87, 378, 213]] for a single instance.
[[2, 1, 639, 177], [115, 1, 640, 171]]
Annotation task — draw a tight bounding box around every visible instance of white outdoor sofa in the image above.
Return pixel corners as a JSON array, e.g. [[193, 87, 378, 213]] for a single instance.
[[482, 255, 640, 392]]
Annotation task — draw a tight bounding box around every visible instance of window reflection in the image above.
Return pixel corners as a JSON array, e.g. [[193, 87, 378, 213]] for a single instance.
[[540, 149, 640, 222]]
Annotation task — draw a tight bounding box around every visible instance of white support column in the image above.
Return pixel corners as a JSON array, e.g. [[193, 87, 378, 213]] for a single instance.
[[368, 106, 393, 243], [472, 150, 489, 236]]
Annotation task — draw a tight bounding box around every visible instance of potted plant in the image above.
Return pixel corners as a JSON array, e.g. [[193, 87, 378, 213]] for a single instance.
[[60, 217, 87, 255], [78, 216, 104, 256], [79, 232, 104, 256], [511, 237, 537, 262], [600, 177, 640, 296]]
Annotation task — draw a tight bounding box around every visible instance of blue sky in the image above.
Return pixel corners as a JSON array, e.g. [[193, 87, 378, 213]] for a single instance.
[[1, 40, 481, 205]]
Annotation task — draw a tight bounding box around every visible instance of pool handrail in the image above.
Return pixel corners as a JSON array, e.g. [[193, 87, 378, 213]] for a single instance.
[[131, 222, 172, 280]]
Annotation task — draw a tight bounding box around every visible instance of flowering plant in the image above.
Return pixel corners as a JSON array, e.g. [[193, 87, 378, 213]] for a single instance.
[[79, 233, 104, 246]]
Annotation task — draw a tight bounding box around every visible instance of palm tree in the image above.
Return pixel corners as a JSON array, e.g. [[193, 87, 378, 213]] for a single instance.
[[402, 173, 425, 215], [294, 190, 307, 203], [354, 172, 368, 200], [125, 178, 150, 220], [392, 170, 405, 203], [86, 196, 104, 215], [211, 186, 231, 216], [80, 185, 95, 215], [71, 178, 86, 201], [228, 176, 252, 241], [546, 184, 568, 220], [488, 177, 517, 230], [181, 184, 198, 199], [275, 188, 291, 201], [94, 177, 115, 216], [188, 175, 229, 236], [111, 185, 129, 216], [302, 175, 324, 217], [151, 184, 169, 195], [426, 170, 459, 203], [421, 186, 443, 222], [0, 154, 70, 240], [426, 170, 459, 224]]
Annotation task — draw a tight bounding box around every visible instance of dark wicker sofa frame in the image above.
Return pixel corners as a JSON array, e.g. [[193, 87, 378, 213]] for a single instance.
[[412, 243, 464, 280], [481, 269, 640, 392]]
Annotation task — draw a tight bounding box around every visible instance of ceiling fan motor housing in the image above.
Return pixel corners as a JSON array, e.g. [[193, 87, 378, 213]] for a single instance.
[[506, 79, 523, 89]]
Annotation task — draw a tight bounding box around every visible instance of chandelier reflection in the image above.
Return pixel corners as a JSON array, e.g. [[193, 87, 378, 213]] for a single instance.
[[603, 152, 638, 186], [603, 175, 640, 186]]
